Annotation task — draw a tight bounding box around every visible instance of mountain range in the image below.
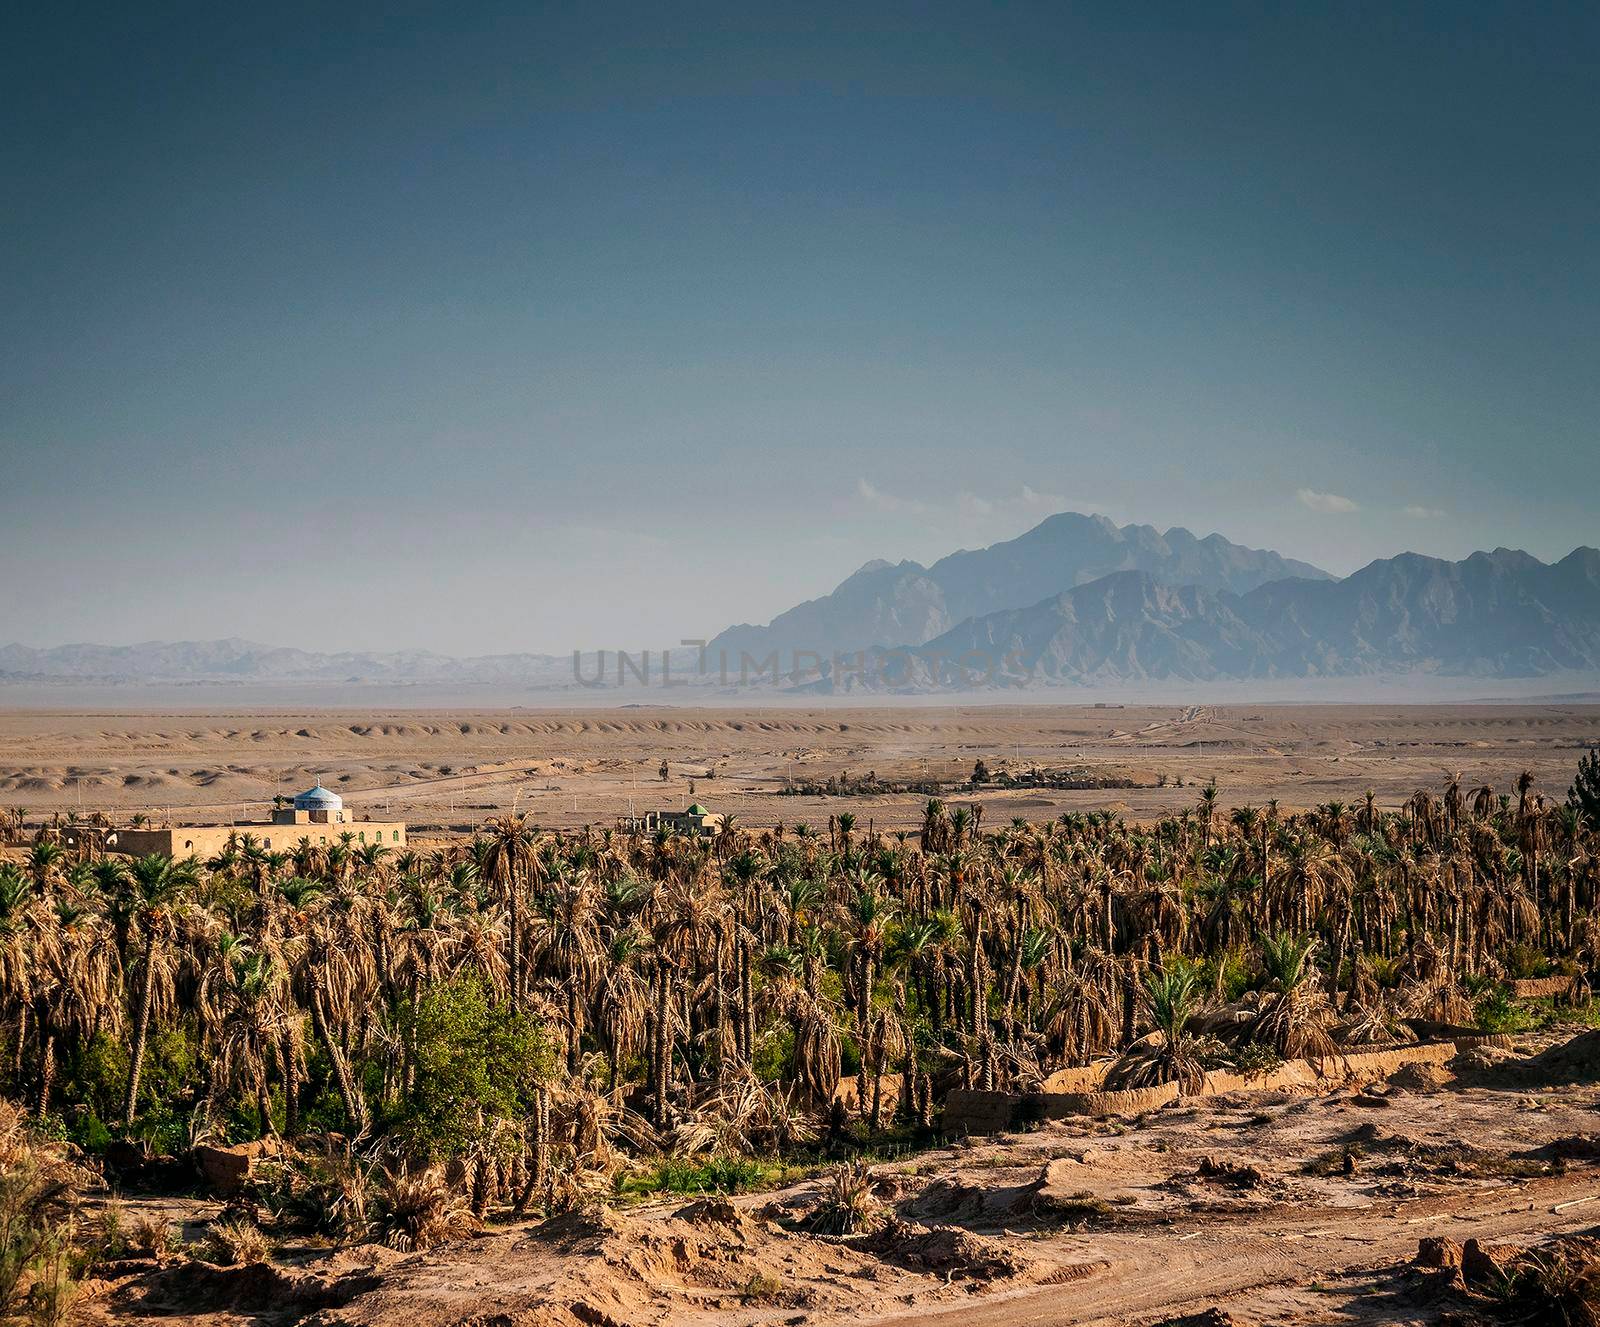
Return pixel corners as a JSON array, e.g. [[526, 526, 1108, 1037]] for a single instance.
[[857, 546, 1600, 691], [707, 513, 1331, 664], [3, 514, 1597, 692], [0, 639, 564, 686]]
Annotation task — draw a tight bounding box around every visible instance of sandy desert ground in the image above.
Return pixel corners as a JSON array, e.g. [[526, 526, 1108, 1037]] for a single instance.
[[2, 702, 1597, 834], [79, 1029, 1600, 1327]]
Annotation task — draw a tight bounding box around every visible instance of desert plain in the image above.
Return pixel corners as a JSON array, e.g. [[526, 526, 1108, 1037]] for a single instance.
[[3, 701, 1598, 834]]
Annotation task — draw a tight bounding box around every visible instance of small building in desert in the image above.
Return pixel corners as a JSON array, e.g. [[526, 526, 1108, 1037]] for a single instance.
[[271, 783, 357, 827], [620, 802, 724, 836], [62, 784, 406, 859]]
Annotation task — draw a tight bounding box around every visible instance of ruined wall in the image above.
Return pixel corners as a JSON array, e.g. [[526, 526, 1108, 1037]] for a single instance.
[[1509, 975, 1578, 999], [1039, 1063, 1115, 1094], [944, 1040, 1469, 1136]]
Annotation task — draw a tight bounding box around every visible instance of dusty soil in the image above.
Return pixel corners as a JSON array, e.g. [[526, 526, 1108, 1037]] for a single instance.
[[79, 1030, 1600, 1327], [3, 702, 1598, 833]]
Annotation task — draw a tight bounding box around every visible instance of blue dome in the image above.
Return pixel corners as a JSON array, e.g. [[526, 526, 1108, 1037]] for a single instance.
[[293, 784, 343, 810]]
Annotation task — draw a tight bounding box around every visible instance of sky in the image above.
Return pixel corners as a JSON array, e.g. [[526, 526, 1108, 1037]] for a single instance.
[[2, 1, 1596, 656]]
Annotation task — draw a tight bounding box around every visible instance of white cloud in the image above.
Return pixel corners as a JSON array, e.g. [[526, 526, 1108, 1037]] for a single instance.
[[1296, 487, 1360, 514], [1401, 504, 1445, 518], [1019, 483, 1069, 510], [855, 478, 935, 515], [857, 480, 1077, 523], [956, 484, 1073, 521]]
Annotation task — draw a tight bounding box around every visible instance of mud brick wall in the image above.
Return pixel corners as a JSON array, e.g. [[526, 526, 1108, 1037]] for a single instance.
[[944, 1040, 1466, 1135]]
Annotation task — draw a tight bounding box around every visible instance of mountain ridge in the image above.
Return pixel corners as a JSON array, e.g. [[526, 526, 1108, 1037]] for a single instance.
[[707, 511, 1332, 664], [0, 639, 566, 685], [835, 544, 1600, 690]]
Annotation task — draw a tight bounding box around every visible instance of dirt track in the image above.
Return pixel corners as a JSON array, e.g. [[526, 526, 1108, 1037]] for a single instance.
[[887, 1174, 1600, 1325], [846, 1056, 1600, 1327]]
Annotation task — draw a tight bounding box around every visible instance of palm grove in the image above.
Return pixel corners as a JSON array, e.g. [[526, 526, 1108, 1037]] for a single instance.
[[2, 755, 1600, 1227]]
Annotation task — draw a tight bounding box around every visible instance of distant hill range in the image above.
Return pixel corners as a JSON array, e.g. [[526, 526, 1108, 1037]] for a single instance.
[[859, 546, 1600, 691], [0, 638, 566, 687], [708, 513, 1332, 665], [3, 514, 1597, 692]]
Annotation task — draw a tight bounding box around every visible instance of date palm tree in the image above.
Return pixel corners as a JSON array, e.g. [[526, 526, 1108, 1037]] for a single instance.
[[483, 812, 538, 1007], [120, 853, 201, 1125], [1106, 966, 1204, 1092]]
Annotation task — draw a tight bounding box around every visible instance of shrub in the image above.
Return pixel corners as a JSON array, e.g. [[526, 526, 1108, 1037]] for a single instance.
[[23, 1225, 83, 1327], [1501, 1243, 1600, 1327], [805, 1160, 882, 1235], [126, 1216, 175, 1261], [1201, 950, 1252, 1003], [201, 1218, 271, 1266], [620, 1156, 771, 1197], [0, 1103, 84, 1322], [248, 1153, 369, 1241], [370, 1169, 476, 1253], [95, 1202, 126, 1261], [738, 1271, 786, 1303], [1476, 986, 1541, 1034], [1506, 943, 1550, 981], [1232, 1041, 1285, 1076]]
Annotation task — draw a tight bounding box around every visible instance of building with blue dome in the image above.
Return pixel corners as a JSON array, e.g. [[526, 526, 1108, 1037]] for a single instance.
[[279, 783, 347, 824], [75, 781, 407, 859]]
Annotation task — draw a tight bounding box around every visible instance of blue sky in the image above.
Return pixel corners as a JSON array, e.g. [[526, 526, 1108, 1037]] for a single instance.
[[2, 1, 1595, 654]]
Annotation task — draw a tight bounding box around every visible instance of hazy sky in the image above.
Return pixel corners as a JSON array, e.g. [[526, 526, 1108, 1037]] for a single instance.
[[3, 2, 1596, 656]]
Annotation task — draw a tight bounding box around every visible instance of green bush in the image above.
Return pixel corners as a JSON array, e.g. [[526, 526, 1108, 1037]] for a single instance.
[[67, 1112, 112, 1155], [1198, 950, 1252, 1002], [1233, 1041, 1284, 1076], [752, 1026, 795, 1084], [618, 1156, 775, 1197], [397, 976, 557, 1160], [1475, 986, 1543, 1034], [1505, 943, 1550, 981]]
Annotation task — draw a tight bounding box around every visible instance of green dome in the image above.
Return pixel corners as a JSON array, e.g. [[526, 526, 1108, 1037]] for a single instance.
[[686, 803, 711, 815]]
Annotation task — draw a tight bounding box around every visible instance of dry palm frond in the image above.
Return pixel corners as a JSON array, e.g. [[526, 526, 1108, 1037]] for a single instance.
[[544, 1161, 613, 1215], [1246, 935, 1341, 1059], [1396, 969, 1475, 1025], [995, 1038, 1050, 1093], [767, 984, 842, 1102], [126, 1215, 175, 1261], [0, 1102, 83, 1314], [669, 1069, 816, 1158], [1335, 995, 1401, 1047], [201, 1217, 271, 1265], [558, 1078, 658, 1173], [1249, 980, 1340, 1059], [1330, 953, 1401, 1049], [370, 1168, 476, 1252], [1038, 954, 1120, 1064], [1103, 1034, 1205, 1093], [805, 1160, 883, 1235], [1502, 1242, 1600, 1327]]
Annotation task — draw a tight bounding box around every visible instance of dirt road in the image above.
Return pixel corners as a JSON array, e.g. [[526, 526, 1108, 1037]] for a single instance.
[[881, 1172, 1600, 1325]]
